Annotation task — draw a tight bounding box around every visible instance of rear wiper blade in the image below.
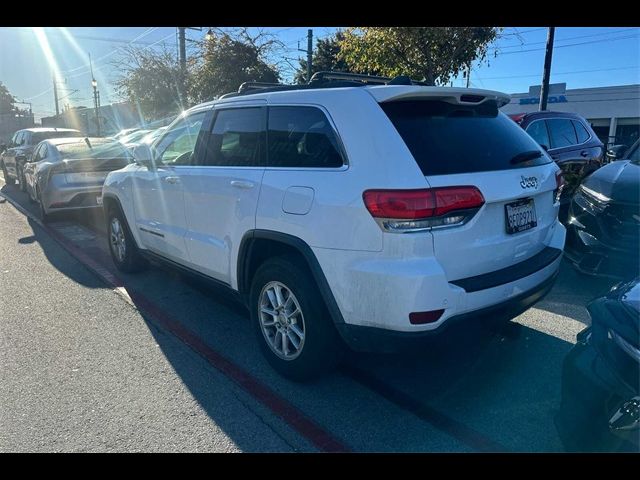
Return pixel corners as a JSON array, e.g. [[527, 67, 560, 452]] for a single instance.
[[511, 150, 543, 165], [84, 137, 92, 149]]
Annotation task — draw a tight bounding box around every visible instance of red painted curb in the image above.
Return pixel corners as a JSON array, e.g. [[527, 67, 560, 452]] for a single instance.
[[0, 188, 351, 453]]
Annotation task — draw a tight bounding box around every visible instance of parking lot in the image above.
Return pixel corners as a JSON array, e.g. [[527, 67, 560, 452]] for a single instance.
[[0, 175, 619, 452]]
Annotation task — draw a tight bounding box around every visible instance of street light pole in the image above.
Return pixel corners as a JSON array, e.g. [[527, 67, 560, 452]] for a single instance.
[[89, 53, 101, 136]]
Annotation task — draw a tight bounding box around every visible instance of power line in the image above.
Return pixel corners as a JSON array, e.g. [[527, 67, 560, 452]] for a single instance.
[[498, 34, 639, 55], [493, 28, 639, 52], [482, 65, 639, 80]]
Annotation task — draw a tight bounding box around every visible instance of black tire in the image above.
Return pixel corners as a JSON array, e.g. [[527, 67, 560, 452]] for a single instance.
[[1, 161, 15, 185], [37, 187, 50, 223], [18, 166, 26, 192], [106, 204, 147, 273], [249, 255, 344, 381]]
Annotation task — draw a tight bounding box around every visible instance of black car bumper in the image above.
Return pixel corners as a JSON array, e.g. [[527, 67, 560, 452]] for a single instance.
[[564, 193, 639, 279], [337, 267, 559, 353], [555, 328, 639, 452]]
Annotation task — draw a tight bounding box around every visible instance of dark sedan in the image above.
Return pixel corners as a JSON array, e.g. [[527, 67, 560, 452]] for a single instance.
[[510, 111, 605, 222], [564, 140, 639, 279], [555, 278, 639, 452]]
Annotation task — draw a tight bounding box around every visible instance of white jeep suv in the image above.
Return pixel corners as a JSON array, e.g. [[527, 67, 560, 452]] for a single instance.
[[102, 73, 566, 380]]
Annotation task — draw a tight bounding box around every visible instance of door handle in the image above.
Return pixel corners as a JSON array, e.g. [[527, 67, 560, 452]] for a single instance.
[[580, 151, 589, 157], [230, 180, 255, 189], [163, 176, 180, 184]]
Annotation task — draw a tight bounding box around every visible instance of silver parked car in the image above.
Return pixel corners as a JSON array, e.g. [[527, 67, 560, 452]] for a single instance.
[[23, 137, 132, 221]]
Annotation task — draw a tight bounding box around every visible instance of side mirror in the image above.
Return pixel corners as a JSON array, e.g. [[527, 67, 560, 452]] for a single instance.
[[132, 144, 155, 170], [606, 144, 628, 161]]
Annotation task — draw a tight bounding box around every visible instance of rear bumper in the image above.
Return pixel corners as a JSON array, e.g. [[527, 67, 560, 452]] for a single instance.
[[337, 266, 559, 353], [42, 182, 103, 213]]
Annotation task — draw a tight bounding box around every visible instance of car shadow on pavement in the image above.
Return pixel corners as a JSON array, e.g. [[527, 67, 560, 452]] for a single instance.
[[344, 318, 577, 451], [20, 215, 109, 290], [535, 258, 617, 325]]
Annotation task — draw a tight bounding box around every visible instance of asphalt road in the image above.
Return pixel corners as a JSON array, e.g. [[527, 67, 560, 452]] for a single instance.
[[0, 178, 619, 452]]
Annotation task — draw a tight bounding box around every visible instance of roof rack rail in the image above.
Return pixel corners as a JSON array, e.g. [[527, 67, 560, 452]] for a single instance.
[[216, 71, 433, 101], [309, 71, 390, 85], [309, 71, 430, 86], [238, 82, 285, 94]]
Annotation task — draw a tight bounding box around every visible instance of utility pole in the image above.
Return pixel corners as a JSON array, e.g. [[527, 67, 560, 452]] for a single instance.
[[178, 27, 186, 74], [539, 27, 555, 111], [53, 74, 60, 116], [307, 29, 313, 84], [89, 53, 101, 136]]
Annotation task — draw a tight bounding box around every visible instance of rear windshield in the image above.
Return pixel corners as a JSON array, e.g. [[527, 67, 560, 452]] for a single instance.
[[380, 100, 552, 176], [58, 141, 131, 160], [32, 131, 83, 143]]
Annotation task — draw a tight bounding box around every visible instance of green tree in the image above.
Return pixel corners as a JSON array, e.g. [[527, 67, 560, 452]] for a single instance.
[[0, 81, 16, 114], [294, 31, 353, 84], [338, 27, 500, 85], [113, 46, 186, 120], [189, 32, 280, 103]]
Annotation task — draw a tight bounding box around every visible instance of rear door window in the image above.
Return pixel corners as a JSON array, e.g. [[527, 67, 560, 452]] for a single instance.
[[547, 118, 578, 149], [380, 100, 550, 176], [203, 107, 265, 167], [525, 120, 551, 150]]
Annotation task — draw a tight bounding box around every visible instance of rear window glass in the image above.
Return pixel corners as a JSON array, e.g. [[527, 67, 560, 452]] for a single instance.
[[572, 120, 591, 144], [380, 100, 551, 176], [57, 141, 131, 160], [32, 131, 83, 144]]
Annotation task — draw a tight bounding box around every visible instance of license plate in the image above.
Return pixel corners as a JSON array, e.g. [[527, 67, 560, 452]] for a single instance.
[[96, 196, 103, 205], [505, 198, 537, 234]]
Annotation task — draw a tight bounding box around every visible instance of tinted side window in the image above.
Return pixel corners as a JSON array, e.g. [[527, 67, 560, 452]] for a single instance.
[[15, 132, 25, 146], [267, 106, 344, 168], [204, 108, 264, 167], [155, 111, 206, 166], [525, 121, 551, 149], [572, 120, 591, 144], [547, 118, 578, 149], [21, 132, 31, 146]]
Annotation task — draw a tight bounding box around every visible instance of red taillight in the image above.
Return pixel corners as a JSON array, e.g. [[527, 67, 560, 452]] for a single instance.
[[409, 309, 445, 325], [363, 187, 484, 220]]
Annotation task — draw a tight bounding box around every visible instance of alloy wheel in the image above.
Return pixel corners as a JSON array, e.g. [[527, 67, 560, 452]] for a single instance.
[[259, 281, 306, 360], [109, 217, 127, 263]]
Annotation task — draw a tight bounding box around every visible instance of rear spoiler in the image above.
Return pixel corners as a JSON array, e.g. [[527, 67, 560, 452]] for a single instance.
[[366, 86, 511, 108]]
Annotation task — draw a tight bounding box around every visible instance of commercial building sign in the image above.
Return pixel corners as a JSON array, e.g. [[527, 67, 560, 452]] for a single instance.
[[519, 95, 568, 105]]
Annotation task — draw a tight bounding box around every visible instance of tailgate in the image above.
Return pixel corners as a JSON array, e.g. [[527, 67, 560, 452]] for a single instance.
[[427, 165, 559, 281]]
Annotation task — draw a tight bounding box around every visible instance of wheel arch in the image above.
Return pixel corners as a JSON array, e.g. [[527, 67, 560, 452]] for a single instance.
[[103, 193, 142, 250], [237, 230, 345, 326]]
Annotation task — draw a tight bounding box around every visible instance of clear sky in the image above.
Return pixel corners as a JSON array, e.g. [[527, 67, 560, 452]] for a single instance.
[[0, 26, 638, 121]]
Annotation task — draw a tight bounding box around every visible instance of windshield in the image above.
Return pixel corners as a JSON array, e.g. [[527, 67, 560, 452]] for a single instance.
[[380, 100, 552, 175], [57, 140, 131, 160]]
